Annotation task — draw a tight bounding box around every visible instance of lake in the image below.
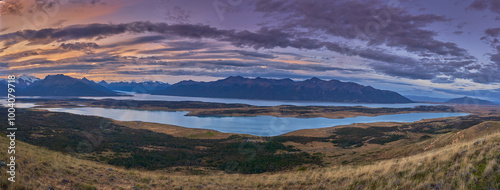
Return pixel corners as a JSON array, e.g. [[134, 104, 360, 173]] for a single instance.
[[42, 107, 468, 136], [19, 91, 437, 108]]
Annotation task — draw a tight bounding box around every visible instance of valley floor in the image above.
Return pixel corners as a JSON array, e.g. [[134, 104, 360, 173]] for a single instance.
[[0, 103, 499, 189], [0, 121, 499, 189]]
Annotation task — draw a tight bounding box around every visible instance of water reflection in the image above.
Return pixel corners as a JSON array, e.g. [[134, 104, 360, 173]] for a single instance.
[[43, 107, 468, 136]]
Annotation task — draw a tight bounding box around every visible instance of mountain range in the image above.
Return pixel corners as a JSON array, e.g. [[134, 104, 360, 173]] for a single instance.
[[151, 76, 414, 103], [0, 74, 40, 95], [18, 74, 122, 96], [99, 80, 170, 93], [445, 96, 497, 105], [16, 74, 41, 89], [3, 74, 425, 103]]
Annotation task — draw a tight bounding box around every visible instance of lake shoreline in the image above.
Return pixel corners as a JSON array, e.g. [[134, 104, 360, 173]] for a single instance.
[[15, 91, 438, 108], [40, 106, 469, 136], [19, 98, 456, 119]]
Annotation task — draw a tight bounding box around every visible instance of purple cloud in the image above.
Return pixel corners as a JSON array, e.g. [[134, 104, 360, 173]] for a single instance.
[[254, 0, 469, 58], [468, 0, 500, 14], [0, 20, 487, 83]]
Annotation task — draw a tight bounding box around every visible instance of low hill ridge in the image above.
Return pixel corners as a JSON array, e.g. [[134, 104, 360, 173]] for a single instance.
[[445, 96, 496, 105]]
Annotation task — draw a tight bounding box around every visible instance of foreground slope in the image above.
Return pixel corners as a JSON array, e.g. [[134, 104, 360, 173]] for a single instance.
[[152, 76, 413, 103], [1, 121, 499, 189]]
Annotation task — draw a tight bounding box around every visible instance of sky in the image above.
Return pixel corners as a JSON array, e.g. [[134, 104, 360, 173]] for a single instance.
[[0, 0, 500, 101]]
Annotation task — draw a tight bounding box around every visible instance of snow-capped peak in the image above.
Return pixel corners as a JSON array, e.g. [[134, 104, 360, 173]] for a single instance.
[[17, 74, 40, 85]]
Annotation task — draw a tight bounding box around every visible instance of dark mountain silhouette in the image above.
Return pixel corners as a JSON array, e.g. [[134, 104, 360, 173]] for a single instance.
[[98, 80, 108, 86], [18, 74, 122, 96], [152, 76, 413, 103], [0, 82, 7, 96], [99, 80, 170, 93], [445, 96, 497, 105]]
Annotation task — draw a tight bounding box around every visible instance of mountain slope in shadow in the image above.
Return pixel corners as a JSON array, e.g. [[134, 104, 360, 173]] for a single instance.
[[18, 74, 122, 96], [152, 76, 413, 103]]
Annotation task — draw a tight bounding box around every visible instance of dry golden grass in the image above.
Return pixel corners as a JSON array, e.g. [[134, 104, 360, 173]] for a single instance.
[[1, 122, 499, 189], [284, 122, 401, 137]]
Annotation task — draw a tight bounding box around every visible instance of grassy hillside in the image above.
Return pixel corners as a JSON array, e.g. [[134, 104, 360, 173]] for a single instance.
[[1, 121, 499, 189], [0, 109, 320, 175]]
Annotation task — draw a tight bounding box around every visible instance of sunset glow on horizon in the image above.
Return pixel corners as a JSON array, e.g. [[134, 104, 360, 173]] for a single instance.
[[1, 0, 500, 101]]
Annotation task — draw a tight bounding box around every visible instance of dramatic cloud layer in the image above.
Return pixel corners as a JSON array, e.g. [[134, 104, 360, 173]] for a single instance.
[[0, 19, 485, 83], [255, 0, 468, 57], [0, 0, 499, 100]]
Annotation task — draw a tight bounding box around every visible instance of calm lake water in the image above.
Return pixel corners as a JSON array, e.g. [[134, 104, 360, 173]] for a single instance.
[[3, 103, 38, 108], [16, 91, 437, 108], [43, 107, 468, 136], [80, 92, 436, 108]]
